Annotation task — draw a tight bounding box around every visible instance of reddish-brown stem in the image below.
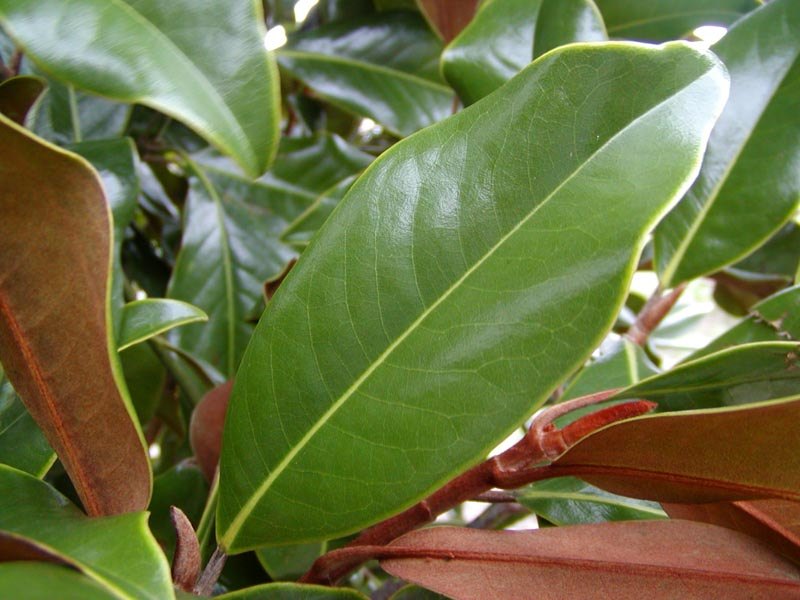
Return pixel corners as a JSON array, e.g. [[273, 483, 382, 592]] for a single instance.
[[300, 391, 656, 585], [626, 283, 687, 346], [472, 491, 518, 503]]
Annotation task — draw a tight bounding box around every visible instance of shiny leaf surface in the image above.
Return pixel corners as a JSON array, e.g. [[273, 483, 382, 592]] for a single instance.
[[552, 396, 800, 504], [381, 523, 800, 599], [594, 0, 757, 41], [442, 0, 606, 105], [0, 113, 150, 514], [277, 12, 453, 136], [0, 465, 173, 600], [655, 0, 800, 286], [0, 0, 280, 176], [118, 299, 207, 352], [168, 135, 372, 377], [0, 563, 121, 600], [218, 42, 728, 551], [519, 477, 666, 525], [614, 341, 800, 411]]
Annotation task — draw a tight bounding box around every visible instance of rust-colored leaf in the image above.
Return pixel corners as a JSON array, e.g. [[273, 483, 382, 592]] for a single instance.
[[380, 523, 800, 599], [549, 398, 800, 504], [417, 0, 480, 42], [170, 506, 201, 592], [190, 380, 233, 482], [664, 500, 800, 565], [0, 113, 151, 515], [0, 532, 68, 564]]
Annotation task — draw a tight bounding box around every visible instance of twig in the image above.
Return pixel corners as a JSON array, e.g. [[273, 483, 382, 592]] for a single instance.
[[472, 490, 518, 503], [300, 390, 655, 584], [626, 283, 687, 346], [193, 545, 227, 596]]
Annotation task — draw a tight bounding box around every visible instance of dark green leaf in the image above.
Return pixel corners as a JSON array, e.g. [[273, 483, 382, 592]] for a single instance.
[[732, 222, 800, 280], [278, 12, 453, 136], [655, 0, 800, 286], [217, 583, 367, 599], [256, 542, 326, 581], [118, 299, 207, 351], [594, 0, 757, 41], [0, 563, 121, 600], [0, 366, 53, 477], [218, 42, 728, 551], [0, 0, 280, 176], [442, 0, 606, 105], [119, 343, 165, 424]]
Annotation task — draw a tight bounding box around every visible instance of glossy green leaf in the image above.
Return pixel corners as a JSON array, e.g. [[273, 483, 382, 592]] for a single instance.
[[613, 342, 800, 411], [442, 0, 606, 105], [168, 135, 372, 377], [256, 542, 326, 581], [0, 112, 150, 514], [561, 335, 658, 401], [519, 477, 666, 525], [0, 563, 121, 600], [733, 222, 800, 280], [118, 299, 207, 351], [277, 12, 453, 137], [552, 396, 800, 504], [0, 0, 280, 176], [218, 42, 729, 551], [692, 286, 800, 357], [217, 583, 367, 599], [0, 365, 54, 477], [655, 0, 800, 286], [0, 465, 173, 600], [119, 343, 165, 424], [69, 138, 140, 336], [594, 0, 757, 41]]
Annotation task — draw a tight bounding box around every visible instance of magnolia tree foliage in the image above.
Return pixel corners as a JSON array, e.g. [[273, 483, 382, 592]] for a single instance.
[[0, 0, 799, 598]]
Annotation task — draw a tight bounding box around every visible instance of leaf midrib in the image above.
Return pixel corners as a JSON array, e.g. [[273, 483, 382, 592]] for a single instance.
[[220, 63, 714, 547]]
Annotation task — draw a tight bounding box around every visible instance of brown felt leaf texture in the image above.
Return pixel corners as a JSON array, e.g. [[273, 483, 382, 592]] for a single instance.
[[548, 397, 800, 504], [0, 109, 151, 514], [190, 380, 233, 482], [380, 523, 800, 600], [417, 0, 481, 42]]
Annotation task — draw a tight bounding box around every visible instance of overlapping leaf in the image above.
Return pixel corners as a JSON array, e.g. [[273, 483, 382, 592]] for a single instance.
[[217, 583, 367, 599], [594, 0, 758, 41], [551, 396, 800, 504], [416, 0, 480, 42], [0, 108, 150, 514], [380, 523, 800, 599], [168, 135, 372, 377], [442, 0, 606, 105], [118, 299, 207, 351], [0, 563, 121, 600], [277, 12, 453, 136], [218, 42, 728, 551], [0, 0, 280, 176], [0, 465, 173, 600], [655, 0, 800, 286]]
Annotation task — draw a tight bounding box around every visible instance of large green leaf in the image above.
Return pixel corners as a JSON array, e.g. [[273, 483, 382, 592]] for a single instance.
[[519, 477, 666, 525], [0, 365, 53, 477], [552, 396, 800, 504], [168, 135, 372, 377], [0, 465, 173, 600], [0, 563, 121, 600], [0, 0, 280, 176], [218, 42, 728, 551], [594, 0, 758, 41], [614, 342, 800, 411], [0, 111, 150, 514], [442, 0, 606, 105], [655, 0, 800, 286], [217, 583, 367, 599], [277, 12, 454, 137]]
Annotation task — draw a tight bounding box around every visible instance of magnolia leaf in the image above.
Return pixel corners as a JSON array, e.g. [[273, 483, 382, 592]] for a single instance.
[[594, 0, 758, 41], [0, 75, 44, 124], [380, 523, 800, 599], [217, 42, 728, 551], [442, 0, 606, 105], [0, 0, 280, 176], [655, 0, 800, 286], [0, 112, 150, 515], [551, 396, 800, 504], [277, 12, 453, 136], [0, 465, 173, 600], [117, 299, 208, 352], [0, 563, 121, 600], [416, 0, 480, 42], [216, 583, 367, 599], [190, 381, 233, 482]]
